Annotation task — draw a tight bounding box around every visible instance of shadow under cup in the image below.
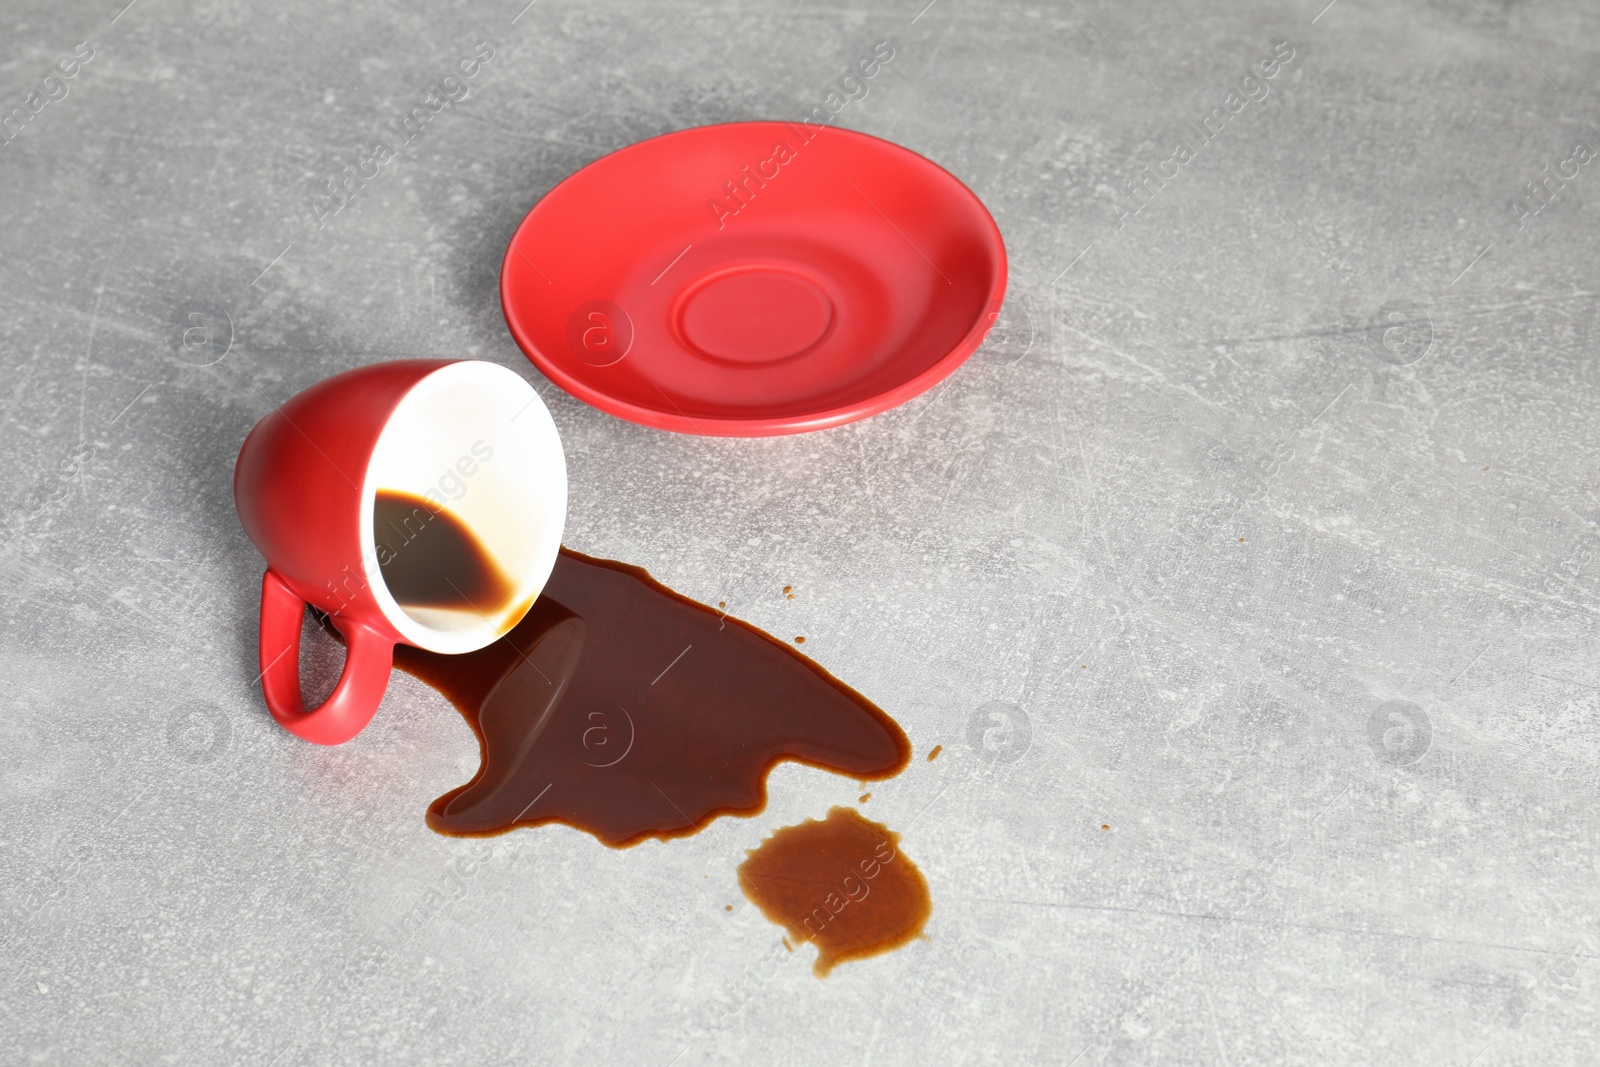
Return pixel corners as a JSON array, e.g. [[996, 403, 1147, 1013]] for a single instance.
[[362, 362, 566, 655]]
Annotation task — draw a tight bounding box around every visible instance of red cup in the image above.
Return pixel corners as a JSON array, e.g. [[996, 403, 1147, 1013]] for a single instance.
[[234, 359, 566, 745]]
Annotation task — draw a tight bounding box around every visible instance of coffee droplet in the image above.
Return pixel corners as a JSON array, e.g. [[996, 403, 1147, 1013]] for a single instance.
[[738, 807, 929, 977]]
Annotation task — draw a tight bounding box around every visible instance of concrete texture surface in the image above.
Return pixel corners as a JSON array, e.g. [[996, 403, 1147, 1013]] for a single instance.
[[2, 0, 1598, 1063]]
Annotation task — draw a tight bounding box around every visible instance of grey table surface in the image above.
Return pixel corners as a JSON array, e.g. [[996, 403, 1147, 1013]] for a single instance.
[[3, 0, 1598, 1064]]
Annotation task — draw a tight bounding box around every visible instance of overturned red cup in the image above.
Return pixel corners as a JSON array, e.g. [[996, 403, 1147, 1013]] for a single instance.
[[234, 359, 566, 745]]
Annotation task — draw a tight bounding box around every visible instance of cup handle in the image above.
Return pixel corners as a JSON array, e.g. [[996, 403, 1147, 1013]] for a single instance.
[[258, 568, 395, 746]]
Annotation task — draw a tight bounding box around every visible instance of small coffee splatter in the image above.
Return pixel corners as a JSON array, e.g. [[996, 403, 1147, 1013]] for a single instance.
[[859, 793, 872, 803], [1100, 824, 1110, 831], [926, 745, 942, 762], [794, 636, 806, 644], [738, 807, 930, 977]]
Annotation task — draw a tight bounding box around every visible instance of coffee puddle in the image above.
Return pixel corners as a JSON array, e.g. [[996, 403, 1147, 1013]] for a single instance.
[[737, 807, 930, 976], [384, 547, 911, 847]]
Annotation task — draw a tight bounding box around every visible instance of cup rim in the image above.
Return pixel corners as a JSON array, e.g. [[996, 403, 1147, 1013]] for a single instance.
[[358, 360, 566, 654]]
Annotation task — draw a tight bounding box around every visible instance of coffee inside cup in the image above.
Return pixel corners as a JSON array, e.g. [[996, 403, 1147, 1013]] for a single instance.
[[372, 489, 518, 617]]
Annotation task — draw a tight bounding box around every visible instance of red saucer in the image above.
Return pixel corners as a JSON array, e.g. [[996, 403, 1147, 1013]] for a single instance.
[[500, 122, 1007, 437]]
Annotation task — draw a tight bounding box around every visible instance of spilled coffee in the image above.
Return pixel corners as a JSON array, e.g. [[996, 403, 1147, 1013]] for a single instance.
[[386, 548, 911, 846], [738, 806, 930, 976]]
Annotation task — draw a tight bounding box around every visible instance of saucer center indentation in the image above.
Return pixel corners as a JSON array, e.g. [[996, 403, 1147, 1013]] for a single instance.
[[679, 268, 833, 364]]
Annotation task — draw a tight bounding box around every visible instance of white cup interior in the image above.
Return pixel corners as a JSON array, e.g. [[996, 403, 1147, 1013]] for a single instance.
[[361, 361, 566, 654]]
